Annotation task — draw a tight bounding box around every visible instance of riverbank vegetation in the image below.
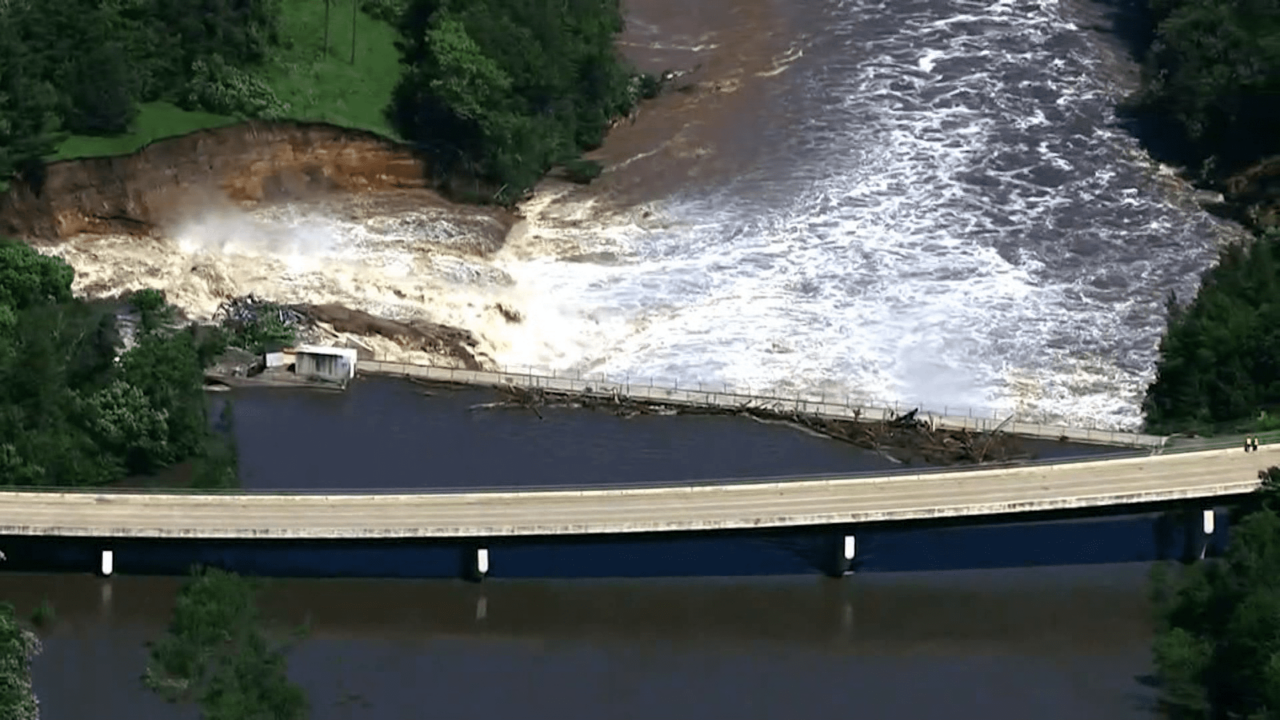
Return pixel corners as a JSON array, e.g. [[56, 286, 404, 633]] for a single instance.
[[145, 567, 308, 720], [0, 0, 647, 200], [0, 0, 402, 182], [0, 239, 237, 487], [0, 602, 40, 720], [387, 0, 654, 202], [1133, 0, 1280, 434], [1151, 470, 1280, 717]]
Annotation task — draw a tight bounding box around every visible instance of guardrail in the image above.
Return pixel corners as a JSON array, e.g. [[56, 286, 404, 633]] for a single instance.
[[13, 440, 1260, 497], [357, 360, 1169, 449]]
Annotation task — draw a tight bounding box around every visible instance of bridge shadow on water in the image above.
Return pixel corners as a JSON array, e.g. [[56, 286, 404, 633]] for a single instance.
[[0, 504, 1234, 580]]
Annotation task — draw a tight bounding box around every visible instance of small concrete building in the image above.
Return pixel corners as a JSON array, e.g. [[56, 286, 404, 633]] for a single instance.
[[293, 345, 359, 382]]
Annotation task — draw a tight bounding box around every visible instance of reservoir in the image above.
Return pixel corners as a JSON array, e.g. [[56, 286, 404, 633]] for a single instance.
[[7, 563, 1159, 720]]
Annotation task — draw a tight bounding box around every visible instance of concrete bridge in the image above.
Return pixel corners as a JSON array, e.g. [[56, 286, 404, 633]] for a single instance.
[[1, 443, 1269, 541]]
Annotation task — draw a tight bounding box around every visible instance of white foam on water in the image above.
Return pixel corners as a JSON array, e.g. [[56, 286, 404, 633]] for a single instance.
[[44, 0, 1245, 431], [482, 0, 1244, 429]]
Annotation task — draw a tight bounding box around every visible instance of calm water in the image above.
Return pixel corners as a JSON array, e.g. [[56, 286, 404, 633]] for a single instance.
[[5, 380, 1164, 718], [222, 376, 1125, 491], [7, 564, 1158, 720]]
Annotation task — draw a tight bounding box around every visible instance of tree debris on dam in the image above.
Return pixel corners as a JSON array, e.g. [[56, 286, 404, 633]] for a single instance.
[[472, 384, 1027, 466]]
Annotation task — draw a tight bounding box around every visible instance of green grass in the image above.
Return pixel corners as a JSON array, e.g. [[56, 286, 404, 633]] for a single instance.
[[53, 101, 238, 161], [51, 0, 402, 162], [265, 0, 403, 137]]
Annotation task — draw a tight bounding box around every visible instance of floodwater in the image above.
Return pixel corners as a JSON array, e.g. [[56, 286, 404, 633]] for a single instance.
[[40, 0, 1245, 431], [6, 563, 1159, 720], [5, 379, 1164, 718]]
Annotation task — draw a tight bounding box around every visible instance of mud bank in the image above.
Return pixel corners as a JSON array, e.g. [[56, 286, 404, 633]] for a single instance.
[[0, 121, 513, 242]]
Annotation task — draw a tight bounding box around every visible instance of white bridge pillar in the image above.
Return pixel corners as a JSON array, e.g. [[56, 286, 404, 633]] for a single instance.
[[98, 550, 114, 577], [1184, 509, 1217, 563], [468, 547, 490, 582], [825, 534, 856, 577]]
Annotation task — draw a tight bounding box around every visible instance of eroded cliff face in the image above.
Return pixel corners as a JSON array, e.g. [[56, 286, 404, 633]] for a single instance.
[[0, 122, 440, 240]]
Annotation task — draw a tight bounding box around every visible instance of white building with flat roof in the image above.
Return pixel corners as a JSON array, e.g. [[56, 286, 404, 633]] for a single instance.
[[292, 345, 359, 382]]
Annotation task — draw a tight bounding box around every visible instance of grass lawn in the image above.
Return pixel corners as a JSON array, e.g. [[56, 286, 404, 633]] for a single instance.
[[53, 101, 238, 161], [51, 0, 402, 163], [265, 0, 403, 137]]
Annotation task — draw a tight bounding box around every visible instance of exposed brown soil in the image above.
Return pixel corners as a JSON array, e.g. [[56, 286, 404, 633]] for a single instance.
[[298, 303, 487, 369], [0, 122, 503, 241]]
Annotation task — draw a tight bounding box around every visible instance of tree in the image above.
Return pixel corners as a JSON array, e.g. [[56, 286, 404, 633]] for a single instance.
[[0, 240, 73, 312], [388, 0, 643, 202], [145, 567, 307, 720], [0, 602, 41, 720], [1152, 476, 1280, 719]]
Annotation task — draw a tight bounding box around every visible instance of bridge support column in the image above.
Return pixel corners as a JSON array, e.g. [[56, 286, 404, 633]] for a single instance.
[[1183, 509, 1217, 563], [98, 550, 114, 578], [824, 535, 856, 578], [467, 547, 490, 582]]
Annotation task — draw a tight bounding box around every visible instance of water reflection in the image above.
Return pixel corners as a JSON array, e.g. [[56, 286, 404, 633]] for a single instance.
[[7, 566, 1159, 720]]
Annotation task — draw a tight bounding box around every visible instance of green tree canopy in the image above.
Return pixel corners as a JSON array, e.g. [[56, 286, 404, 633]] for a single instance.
[[1133, 0, 1280, 171], [1153, 477, 1280, 718], [0, 240, 237, 486], [0, 602, 40, 720], [145, 567, 308, 720], [388, 0, 643, 201]]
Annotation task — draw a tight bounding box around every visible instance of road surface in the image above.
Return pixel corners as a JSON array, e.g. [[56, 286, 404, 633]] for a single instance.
[[0, 445, 1272, 539]]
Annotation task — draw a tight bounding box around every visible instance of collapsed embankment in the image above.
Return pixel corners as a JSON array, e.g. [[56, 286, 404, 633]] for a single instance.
[[0, 121, 522, 368], [0, 121, 509, 241]]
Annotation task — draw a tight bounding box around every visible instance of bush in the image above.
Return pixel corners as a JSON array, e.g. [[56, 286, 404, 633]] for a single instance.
[[362, 0, 408, 23], [186, 54, 290, 120], [563, 158, 602, 184]]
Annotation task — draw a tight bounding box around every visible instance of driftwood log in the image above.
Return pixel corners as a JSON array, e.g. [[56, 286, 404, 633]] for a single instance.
[[465, 383, 1027, 467]]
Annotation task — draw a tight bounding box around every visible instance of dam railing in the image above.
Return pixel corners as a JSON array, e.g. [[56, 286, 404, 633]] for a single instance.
[[357, 359, 1169, 449]]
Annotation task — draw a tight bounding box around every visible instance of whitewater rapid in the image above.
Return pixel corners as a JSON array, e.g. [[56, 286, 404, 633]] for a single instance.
[[45, 0, 1243, 430]]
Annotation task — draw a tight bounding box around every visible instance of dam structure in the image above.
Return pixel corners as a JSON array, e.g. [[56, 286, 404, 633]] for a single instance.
[[0, 442, 1269, 579], [356, 360, 1169, 449]]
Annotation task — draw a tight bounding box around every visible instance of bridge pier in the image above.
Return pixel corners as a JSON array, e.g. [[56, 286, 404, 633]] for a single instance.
[[98, 549, 114, 578], [1182, 508, 1218, 563], [824, 534, 856, 578], [466, 546, 490, 582]]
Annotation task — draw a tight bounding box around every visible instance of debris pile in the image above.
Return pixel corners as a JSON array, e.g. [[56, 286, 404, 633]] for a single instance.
[[471, 384, 1026, 466], [213, 294, 313, 339]]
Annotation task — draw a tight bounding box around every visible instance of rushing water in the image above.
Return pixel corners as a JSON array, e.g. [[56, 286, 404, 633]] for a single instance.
[[44, 0, 1242, 431], [7, 564, 1159, 720]]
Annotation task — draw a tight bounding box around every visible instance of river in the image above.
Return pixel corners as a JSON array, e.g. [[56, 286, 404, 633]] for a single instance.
[[11, 0, 1217, 710], [6, 564, 1159, 720], [7, 379, 1165, 718], [220, 376, 1121, 491], [40, 0, 1246, 432]]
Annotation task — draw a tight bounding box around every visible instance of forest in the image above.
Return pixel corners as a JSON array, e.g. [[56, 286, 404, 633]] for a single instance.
[[1151, 469, 1280, 718], [0, 0, 648, 201], [0, 238, 235, 487], [1136, 0, 1280, 433]]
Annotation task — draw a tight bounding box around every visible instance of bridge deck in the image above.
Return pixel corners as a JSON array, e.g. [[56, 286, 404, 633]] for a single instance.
[[0, 445, 1272, 539]]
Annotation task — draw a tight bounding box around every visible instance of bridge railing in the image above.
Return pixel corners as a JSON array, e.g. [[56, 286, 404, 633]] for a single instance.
[[357, 359, 1169, 448], [9, 437, 1267, 497]]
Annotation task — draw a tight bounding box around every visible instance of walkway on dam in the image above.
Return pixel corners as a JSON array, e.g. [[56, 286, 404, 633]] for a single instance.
[[356, 361, 1168, 448], [0, 444, 1271, 540]]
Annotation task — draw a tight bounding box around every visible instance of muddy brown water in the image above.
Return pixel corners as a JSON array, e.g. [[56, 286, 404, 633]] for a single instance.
[[8, 564, 1158, 720], [6, 0, 1193, 713]]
